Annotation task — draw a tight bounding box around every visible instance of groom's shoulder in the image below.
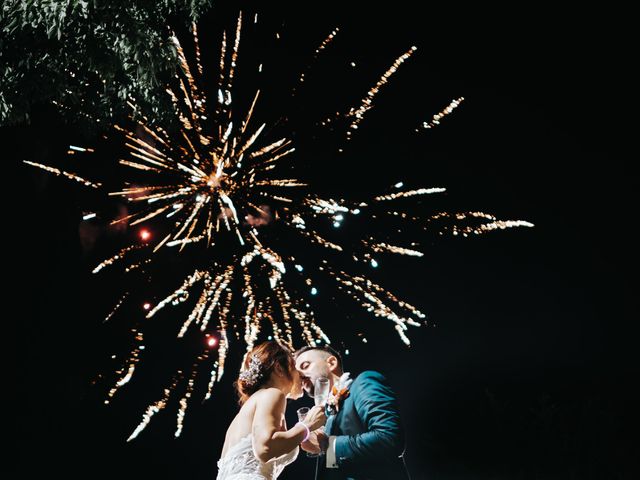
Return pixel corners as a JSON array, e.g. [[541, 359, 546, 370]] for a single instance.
[[352, 370, 388, 386], [351, 371, 397, 400]]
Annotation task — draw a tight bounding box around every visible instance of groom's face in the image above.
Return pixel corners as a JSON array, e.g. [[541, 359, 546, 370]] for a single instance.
[[295, 350, 333, 397]]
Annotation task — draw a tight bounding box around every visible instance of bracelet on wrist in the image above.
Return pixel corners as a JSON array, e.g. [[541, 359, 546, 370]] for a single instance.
[[296, 421, 311, 443]]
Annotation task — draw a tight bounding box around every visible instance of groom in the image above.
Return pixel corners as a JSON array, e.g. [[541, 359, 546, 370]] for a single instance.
[[294, 345, 410, 480]]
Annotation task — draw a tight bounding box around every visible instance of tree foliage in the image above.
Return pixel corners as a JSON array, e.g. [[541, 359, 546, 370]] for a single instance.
[[1, 0, 213, 126]]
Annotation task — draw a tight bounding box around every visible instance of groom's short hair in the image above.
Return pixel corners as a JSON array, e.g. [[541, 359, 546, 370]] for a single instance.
[[294, 344, 344, 372]]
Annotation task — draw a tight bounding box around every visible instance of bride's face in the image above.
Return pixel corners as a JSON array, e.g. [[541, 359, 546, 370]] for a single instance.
[[286, 368, 304, 400]]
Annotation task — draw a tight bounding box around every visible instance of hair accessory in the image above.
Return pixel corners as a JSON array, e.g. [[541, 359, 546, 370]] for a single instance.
[[239, 354, 263, 386]]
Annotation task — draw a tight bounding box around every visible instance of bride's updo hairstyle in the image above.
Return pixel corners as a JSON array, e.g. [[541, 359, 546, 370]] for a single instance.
[[234, 341, 296, 404]]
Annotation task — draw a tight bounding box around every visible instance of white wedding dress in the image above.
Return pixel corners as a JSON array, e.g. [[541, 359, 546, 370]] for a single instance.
[[216, 433, 299, 480]]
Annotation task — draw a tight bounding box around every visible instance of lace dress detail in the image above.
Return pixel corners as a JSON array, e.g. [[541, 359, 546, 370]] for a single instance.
[[216, 434, 299, 480]]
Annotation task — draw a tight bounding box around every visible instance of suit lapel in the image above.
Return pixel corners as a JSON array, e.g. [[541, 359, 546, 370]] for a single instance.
[[326, 399, 346, 436], [325, 376, 354, 437], [326, 384, 352, 435]]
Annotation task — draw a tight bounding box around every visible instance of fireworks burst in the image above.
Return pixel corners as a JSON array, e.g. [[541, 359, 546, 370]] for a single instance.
[[26, 13, 532, 439]]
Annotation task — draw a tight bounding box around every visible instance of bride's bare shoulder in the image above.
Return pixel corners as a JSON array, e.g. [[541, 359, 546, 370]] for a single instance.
[[252, 388, 286, 408]]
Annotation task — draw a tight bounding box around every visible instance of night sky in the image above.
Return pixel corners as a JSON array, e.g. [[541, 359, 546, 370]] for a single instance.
[[10, 2, 637, 479]]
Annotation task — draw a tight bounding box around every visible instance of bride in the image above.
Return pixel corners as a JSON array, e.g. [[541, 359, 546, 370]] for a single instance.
[[216, 341, 326, 479]]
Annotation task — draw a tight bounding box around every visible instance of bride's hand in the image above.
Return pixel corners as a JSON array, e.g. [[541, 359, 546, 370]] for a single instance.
[[302, 405, 326, 431]]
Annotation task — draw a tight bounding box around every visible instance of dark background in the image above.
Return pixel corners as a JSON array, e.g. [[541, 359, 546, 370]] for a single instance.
[[9, 1, 637, 479]]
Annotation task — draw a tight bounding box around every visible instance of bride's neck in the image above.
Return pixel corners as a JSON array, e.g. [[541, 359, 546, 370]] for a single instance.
[[262, 376, 289, 395]]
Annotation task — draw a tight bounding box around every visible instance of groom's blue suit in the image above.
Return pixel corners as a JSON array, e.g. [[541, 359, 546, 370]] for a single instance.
[[321, 370, 410, 480]]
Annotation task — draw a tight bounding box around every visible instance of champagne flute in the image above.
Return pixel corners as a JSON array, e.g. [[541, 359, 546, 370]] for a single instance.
[[308, 377, 330, 458], [296, 406, 310, 422], [314, 377, 330, 407]]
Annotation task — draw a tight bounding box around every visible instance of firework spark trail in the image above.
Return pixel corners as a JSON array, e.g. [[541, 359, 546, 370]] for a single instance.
[[450, 219, 535, 236], [312, 29, 340, 58], [203, 291, 234, 400], [366, 241, 425, 257], [175, 391, 190, 437], [312, 45, 417, 134], [417, 97, 465, 130], [242, 273, 260, 353], [93, 246, 143, 274], [200, 268, 234, 332], [166, 234, 206, 248], [67, 145, 95, 154], [131, 344, 216, 439], [106, 330, 144, 402], [215, 294, 232, 376], [127, 375, 181, 442], [422, 212, 534, 236], [346, 46, 417, 137], [123, 136, 175, 167], [23, 160, 101, 188], [25, 12, 533, 438], [176, 268, 235, 338], [146, 270, 206, 320], [293, 28, 340, 94], [227, 13, 243, 96], [283, 213, 345, 251], [175, 350, 209, 438], [274, 287, 294, 347], [217, 30, 227, 109], [104, 292, 129, 322], [118, 159, 162, 172], [374, 187, 446, 202], [277, 285, 329, 346], [304, 197, 352, 215], [204, 359, 220, 401], [326, 267, 425, 345], [124, 257, 151, 273], [192, 23, 204, 77], [178, 282, 212, 338]]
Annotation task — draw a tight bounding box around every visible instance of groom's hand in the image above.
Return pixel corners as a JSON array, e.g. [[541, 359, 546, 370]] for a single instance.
[[301, 429, 326, 455], [301, 429, 329, 455]]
